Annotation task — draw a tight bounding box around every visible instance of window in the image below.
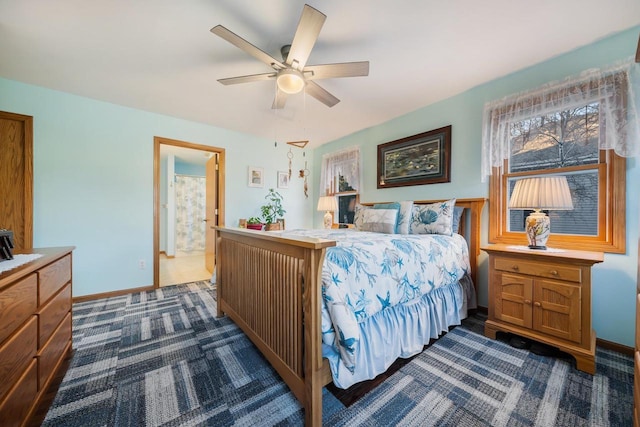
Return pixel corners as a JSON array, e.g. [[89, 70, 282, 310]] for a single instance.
[[319, 147, 361, 196], [482, 63, 639, 253], [320, 147, 361, 226]]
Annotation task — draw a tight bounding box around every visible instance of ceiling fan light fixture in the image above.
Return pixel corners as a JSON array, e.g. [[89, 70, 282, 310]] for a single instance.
[[277, 69, 305, 94]]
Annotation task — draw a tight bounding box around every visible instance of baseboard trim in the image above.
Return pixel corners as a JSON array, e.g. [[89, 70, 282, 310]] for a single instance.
[[596, 337, 633, 356], [73, 285, 155, 303]]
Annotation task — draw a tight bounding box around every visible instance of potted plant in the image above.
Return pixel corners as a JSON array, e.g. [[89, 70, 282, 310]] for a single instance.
[[260, 188, 286, 231], [246, 216, 263, 231]]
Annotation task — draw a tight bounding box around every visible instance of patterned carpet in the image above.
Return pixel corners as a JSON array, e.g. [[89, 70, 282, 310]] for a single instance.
[[43, 281, 633, 426]]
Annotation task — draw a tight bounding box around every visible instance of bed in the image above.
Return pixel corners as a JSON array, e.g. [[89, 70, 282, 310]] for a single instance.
[[214, 198, 485, 426]]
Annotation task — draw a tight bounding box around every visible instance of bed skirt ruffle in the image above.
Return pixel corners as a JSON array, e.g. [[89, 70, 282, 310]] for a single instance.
[[323, 274, 476, 389]]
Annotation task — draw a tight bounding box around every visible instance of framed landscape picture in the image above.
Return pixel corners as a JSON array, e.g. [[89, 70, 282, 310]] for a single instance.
[[377, 125, 451, 188]]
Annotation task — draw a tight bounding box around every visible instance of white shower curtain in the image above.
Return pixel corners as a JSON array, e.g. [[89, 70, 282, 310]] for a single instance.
[[175, 175, 206, 252]]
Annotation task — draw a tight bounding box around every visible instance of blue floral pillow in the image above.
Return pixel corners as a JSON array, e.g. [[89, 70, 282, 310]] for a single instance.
[[409, 199, 456, 235], [353, 204, 367, 230]]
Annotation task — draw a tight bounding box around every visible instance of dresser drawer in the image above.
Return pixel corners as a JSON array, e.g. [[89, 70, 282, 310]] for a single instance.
[[0, 273, 37, 345], [38, 283, 71, 348], [38, 312, 71, 391], [0, 359, 37, 427], [39, 254, 71, 305], [0, 316, 37, 401], [494, 257, 582, 283]]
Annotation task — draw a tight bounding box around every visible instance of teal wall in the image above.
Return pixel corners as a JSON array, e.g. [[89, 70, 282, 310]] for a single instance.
[[312, 26, 640, 347], [0, 79, 314, 297]]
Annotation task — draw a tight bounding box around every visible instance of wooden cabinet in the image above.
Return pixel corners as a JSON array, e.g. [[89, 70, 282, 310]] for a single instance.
[[483, 244, 603, 374], [0, 247, 74, 427]]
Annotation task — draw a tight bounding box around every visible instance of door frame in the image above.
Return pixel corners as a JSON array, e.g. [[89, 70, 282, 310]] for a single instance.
[[153, 136, 225, 288], [0, 111, 33, 250]]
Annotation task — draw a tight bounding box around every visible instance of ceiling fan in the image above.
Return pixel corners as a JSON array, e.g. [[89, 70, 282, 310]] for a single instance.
[[210, 4, 369, 109]]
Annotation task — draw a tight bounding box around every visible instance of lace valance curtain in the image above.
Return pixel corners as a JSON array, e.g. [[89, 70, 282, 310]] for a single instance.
[[481, 60, 640, 181], [319, 147, 361, 196]]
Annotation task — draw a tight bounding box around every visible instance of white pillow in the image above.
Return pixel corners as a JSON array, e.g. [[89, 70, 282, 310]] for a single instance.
[[359, 208, 398, 234]]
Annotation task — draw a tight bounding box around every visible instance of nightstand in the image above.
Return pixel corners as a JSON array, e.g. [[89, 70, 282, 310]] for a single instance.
[[482, 244, 603, 374]]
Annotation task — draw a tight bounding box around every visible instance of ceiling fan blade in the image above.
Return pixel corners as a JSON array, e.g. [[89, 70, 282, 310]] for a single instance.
[[286, 4, 326, 69], [305, 81, 339, 107], [304, 61, 369, 80], [272, 89, 288, 109], [211, 25, 285, 69], [218, 72, 276, 85]]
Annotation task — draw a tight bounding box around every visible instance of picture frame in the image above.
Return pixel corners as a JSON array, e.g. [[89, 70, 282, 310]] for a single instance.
[[277, 171, 289, 189], [248, 166, 264, 188], [377, 125, 451, 188]]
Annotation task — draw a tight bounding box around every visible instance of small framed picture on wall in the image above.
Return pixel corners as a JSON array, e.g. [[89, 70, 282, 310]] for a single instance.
[[248, 166, 264, 188], [277, 171, 289, 189]]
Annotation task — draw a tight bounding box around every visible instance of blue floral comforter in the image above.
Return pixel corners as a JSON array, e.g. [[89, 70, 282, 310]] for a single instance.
[[280, 229, 470, 372]]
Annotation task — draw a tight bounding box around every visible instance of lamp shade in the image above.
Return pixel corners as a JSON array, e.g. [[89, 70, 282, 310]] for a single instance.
[[276, 69, 305, 94], [509, 176, 573, 210], [317, 195, 338, 212]]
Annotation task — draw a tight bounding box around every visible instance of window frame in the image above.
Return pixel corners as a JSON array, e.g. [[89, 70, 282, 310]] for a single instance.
[[489, 150, 625, 253]]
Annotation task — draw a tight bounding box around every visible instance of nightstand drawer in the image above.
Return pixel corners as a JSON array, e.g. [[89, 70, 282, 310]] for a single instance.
[[494, 258, 582, 283]]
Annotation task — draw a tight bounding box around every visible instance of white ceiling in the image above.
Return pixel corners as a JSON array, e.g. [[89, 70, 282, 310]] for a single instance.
[[1, 1, 639, 148]]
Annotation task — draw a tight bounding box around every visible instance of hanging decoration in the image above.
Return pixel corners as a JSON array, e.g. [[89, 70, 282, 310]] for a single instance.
[[287, 148, 293, 179], [299, 161, 310, 198]]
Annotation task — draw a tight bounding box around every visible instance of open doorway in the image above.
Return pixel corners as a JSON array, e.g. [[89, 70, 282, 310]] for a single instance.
[[153, 137, 225, 288]]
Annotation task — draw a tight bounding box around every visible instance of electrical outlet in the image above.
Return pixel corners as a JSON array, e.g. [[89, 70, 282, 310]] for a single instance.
[[139, 259, 146, 270]]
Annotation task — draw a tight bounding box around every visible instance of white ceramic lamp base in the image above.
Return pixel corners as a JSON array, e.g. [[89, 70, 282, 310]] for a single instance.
[[525, 210, 550, 249], [323, 211, 333, 229]]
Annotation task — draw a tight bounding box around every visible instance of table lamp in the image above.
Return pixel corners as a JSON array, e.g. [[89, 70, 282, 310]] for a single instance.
[[509, 176, 573, 249], [317, 196, 337, 229]]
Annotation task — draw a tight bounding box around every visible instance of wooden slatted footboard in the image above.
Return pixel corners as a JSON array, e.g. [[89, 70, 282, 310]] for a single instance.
[[214, 229, 335, 426]]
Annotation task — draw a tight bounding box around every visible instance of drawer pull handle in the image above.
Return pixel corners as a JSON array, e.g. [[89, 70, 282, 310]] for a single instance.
[[524, 299, 532, 305], [550, 270, 559, 276], [533, 301, 541, 307], [512, 265, 519, 271]]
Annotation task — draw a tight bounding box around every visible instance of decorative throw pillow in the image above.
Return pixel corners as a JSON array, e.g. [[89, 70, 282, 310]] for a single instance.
[[360, 208, 398, 234], [452, 206, 464, 234], [372, 201, 413, 234], [353, 204, 368, 230], [396, 201, 414, 234], [409, 199, 456, 235], [373, 202, 400, 232]]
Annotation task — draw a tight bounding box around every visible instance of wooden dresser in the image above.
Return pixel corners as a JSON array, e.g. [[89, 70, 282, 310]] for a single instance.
[[483, 244, 603, 374], [0, 247, 74, 427]]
